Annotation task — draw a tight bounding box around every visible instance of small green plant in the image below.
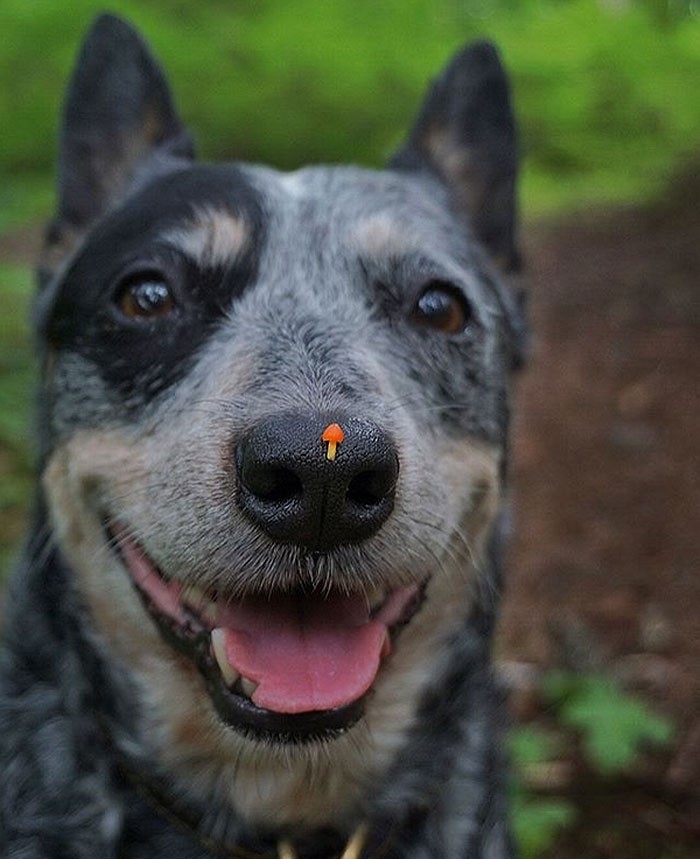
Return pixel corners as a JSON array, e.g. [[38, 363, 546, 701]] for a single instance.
[[509, 726, 576, 858], [512, 791, 576, 859], [544, 670, 674, 774], [510, 670, 674, 858]]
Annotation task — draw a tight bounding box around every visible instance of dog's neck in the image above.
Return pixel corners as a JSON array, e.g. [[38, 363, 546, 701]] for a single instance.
[[112, 752, 400, 859], [113, 751, 381, 859]]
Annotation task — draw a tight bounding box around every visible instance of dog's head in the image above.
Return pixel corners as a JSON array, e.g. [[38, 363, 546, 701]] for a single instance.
[[36, 15, 523, 827]]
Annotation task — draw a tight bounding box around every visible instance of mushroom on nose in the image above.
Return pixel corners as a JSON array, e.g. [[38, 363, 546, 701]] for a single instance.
[[322, 422, 345, 461]]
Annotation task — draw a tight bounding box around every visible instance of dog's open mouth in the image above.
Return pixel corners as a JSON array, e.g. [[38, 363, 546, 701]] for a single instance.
[[110, 524, 425, 741]]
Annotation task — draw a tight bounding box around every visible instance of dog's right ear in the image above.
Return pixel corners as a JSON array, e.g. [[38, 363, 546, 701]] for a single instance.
[[39, 14, 194, 286]]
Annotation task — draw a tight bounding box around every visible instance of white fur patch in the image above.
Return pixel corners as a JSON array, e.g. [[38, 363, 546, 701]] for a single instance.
[[277, 171, 308, 199]]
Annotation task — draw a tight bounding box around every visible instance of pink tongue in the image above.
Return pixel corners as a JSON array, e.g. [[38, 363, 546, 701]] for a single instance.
[[216, 592, 390, 714]]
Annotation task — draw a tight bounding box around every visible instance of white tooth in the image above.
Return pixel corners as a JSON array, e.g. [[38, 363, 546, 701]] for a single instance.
[[211, 628, 239, 687], [240, 676, 258, 699]]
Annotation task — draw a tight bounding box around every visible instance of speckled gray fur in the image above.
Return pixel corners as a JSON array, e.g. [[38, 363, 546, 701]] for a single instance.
[[1, 14, 525, 858]]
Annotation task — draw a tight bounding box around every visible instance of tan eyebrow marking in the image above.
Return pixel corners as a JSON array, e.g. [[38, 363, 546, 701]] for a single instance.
[[163, 207, 249, 266], [349, 213, 413, 257]]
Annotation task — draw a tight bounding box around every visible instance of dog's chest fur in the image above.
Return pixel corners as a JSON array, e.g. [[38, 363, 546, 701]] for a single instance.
[[0, 14, 524, 859]]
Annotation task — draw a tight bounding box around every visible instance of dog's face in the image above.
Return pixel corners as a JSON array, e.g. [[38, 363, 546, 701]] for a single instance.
[[36, 16, 522, 827]]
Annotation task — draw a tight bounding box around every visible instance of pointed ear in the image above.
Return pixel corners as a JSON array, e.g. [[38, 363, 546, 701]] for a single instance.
[[391, 41, 520, 272], [40, 14, 194, 284]]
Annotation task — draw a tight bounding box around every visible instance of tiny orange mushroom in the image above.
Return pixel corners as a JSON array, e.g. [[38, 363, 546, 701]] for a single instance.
[[321, 423, 345, 461]]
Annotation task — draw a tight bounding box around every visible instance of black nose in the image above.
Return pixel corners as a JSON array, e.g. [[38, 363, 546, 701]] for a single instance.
[[236, 413, 399, 550]]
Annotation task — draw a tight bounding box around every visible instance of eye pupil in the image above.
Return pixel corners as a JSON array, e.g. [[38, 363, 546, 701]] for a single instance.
[[117, 275, 176, 320], [412, 282, 470, 334]]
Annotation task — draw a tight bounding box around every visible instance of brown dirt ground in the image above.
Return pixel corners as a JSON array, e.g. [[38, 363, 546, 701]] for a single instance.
[[499, 166, 700, 857], [1, 168, 698, 856]]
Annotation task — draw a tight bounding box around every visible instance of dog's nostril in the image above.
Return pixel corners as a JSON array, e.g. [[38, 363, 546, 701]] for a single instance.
[[243, 465, 303, 504], [347, 470, 395, 507]]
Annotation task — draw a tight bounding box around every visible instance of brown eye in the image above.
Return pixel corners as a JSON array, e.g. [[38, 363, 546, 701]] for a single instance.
[[411, 281, 471, 334], [116, 274, 176, 320]]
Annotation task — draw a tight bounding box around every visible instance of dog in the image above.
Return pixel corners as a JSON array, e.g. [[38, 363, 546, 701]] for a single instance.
[[0, 14, 525, 858]]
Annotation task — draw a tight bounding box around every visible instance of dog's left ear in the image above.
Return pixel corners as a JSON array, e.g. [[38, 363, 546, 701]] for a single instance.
[[40, 14, 194, 285], [391, 41, 519, 273]]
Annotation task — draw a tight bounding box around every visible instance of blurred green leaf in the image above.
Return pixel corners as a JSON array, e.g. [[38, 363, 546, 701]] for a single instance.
[[544, 671, 674, 773], [512, 795, 576, 859], [509, 724, 562, 768], [509, 724, 575, 856]]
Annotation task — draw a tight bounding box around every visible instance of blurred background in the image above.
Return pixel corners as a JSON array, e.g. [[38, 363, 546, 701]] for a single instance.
[[0, 1, 698, 856]]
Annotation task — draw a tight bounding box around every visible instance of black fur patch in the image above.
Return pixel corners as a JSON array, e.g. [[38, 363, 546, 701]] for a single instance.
[[42, 166, 264, 404]]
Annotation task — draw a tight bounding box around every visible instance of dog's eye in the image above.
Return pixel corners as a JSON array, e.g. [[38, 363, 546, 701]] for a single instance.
[[411, 281, 471, 334], [116, 274, 177, 320]]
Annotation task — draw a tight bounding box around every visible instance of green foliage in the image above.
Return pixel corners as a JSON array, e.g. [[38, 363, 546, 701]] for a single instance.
[[510, 723, 562, 767], [509, 726, 577, 858], [0, 264, 33, 448], [0, 263, 34, 573], [544, 670, 674, 774], [509, 671, 674, 856], [0, 177, 53, 233], [512, 791, 576, 859], [0, 0, 699, 229]]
